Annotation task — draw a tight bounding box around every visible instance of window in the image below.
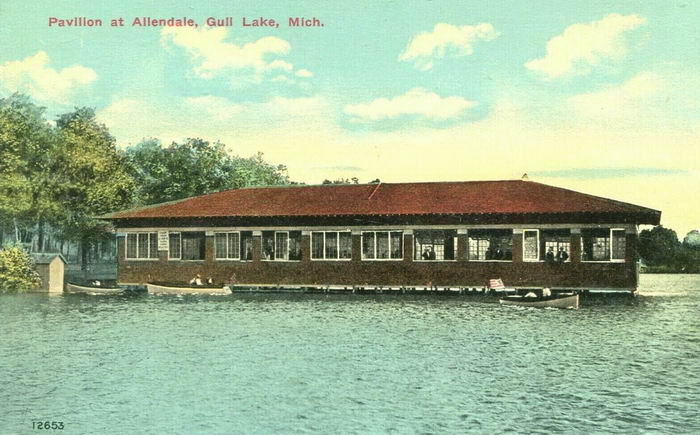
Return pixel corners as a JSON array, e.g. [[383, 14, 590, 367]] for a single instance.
[[125, 232, 158, 259], [181, 232, 205, 260], [240, 231, 253, 260], [541, 229, 571, 262], [311, 231, 352, 260], [215, 232, 240, 260], [468, 229, 512, 261], [611, 229, 626, 260], [414, 230, 457, 261], [582, 228, 626, 262], [362, 231, 402, 260], [523, 230, 539, 261], [169, 232, 181, 260], [262, 231, 301, 261]]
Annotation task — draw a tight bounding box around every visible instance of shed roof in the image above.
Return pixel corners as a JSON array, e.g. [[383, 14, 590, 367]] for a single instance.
[[101, 180, 660, 224], [31, 253, 67, 264]]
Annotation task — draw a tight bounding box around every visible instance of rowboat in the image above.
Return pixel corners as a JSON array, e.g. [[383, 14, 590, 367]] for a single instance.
[[146, 282, 231, 295], [499, 293, 579, 309], [65, 281, 123, 295]]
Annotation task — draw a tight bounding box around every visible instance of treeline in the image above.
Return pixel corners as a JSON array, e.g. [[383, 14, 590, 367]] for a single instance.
[[639, 226, 700, 273], [0, 93, 291, 269]]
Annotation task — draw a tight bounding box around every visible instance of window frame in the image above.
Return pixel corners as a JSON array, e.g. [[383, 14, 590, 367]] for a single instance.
[[361, 230, 403, 261], [179, 231, 206, 262], [413, 229, 458, 262], [125, 232, 159, 261], [261, 230, 301, 262], [467, 229, 513, 262], [168, 232, 181, 260], [310, 231, 353, 261], [522, 229, 540, 262], [581, 227, 627, 263], [214, 231, 241, 261]]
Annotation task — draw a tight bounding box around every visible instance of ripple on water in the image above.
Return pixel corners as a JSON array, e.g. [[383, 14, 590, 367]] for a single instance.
[[0, 274, 699, 433]]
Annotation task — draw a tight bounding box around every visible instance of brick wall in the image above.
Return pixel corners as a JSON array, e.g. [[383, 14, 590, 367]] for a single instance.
[[117, 230, 638, 290]]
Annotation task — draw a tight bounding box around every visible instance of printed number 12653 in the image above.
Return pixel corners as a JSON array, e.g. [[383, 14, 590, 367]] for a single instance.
[[32, 421, 64, 430]]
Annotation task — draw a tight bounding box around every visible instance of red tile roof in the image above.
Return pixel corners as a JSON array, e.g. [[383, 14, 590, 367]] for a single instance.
[[101, 180, 661, 223]]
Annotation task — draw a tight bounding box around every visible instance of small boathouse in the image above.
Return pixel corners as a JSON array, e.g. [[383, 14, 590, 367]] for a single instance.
[[101, 180, 660, 292]]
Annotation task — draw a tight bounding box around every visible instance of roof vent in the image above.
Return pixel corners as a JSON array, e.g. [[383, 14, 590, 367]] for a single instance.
[[521, 173, 530, 181]]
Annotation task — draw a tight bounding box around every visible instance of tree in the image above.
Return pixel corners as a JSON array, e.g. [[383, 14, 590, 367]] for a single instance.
[[125, 139, 290, 205], [0, 245, 41, 292], [683, 230, 700, 249], [52, 108, 136, 270], [0, 94, 59, 248], [322, 177, 359, 185], [638, 226, 680, 267]]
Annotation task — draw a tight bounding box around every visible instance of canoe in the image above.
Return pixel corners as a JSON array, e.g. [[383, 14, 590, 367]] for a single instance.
[[146, 282, 231, 295], [499, 293, 579, 309], [65, 282, 123, 295]]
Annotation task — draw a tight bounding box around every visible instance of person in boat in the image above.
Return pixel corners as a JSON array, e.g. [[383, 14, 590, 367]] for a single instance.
[[542, 287, 552, 298], [556, 247, 569, 263], [189, 274, 203, 286], [206, 276, 214, 285], [92, 280, 101, 286], [545, 246, 555, 263]]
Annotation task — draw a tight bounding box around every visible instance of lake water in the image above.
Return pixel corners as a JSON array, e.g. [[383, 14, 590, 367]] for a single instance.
[[1, 274, 698, 434]]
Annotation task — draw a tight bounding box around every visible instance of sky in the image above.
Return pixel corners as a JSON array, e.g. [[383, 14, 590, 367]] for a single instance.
[[0, 0, 698, 236]]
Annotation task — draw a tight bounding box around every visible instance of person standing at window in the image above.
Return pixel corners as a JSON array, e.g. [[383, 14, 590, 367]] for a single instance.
[[556, 247, 569, 263], [545, 247, 555, 263]]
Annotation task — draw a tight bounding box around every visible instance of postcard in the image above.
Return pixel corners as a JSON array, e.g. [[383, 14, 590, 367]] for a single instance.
[[1, 1, 698, 433]]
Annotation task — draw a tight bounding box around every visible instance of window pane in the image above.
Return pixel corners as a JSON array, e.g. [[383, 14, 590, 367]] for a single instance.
[[390, 232, 402, 259], [312, 232, 324, 259], [376, 232, 389, 259], [228, 233, 240, 259], [275, 232, 289, 260], [523, 230, 538, 260], [149, 233, 158, 258], [240, 232, 253, 260], [325, 232, 338, 259], [289, 231, 302, 261], [582, 228, 610, 261], [126, 233, 137, 259], [612, 230, 626, 260], [169, 233, 181, 259], [362, 232, 375, 259], [444, 231, 456, 260], [339, 232, 352, 259], [182, 232, 205, 260], [468, 229, 513, 260], [415, 230, 455, 260], [137, 233, 149, 259], [215, 233, 228, 259], [262, 232, 275, 260], [541, 229, 570, 262]]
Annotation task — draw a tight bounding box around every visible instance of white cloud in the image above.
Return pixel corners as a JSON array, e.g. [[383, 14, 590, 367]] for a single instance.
[[344, 88, 476, 122], [569, 72, 664, 119], [295, 69, 313, 78], [161, 27, 292, 80], [399, 23, 498, 70], [525, 13, 647, 80], [0, 51, 97, 104]]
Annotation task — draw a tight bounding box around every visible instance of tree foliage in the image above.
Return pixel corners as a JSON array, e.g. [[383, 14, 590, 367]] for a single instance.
[[0, 245, 41, 292], [124, 138, 290, 205], [0, 94, 59, 233], [322, 177, 359, 185], [52, 108, 136, 265], [639, 226, 700, 273]]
